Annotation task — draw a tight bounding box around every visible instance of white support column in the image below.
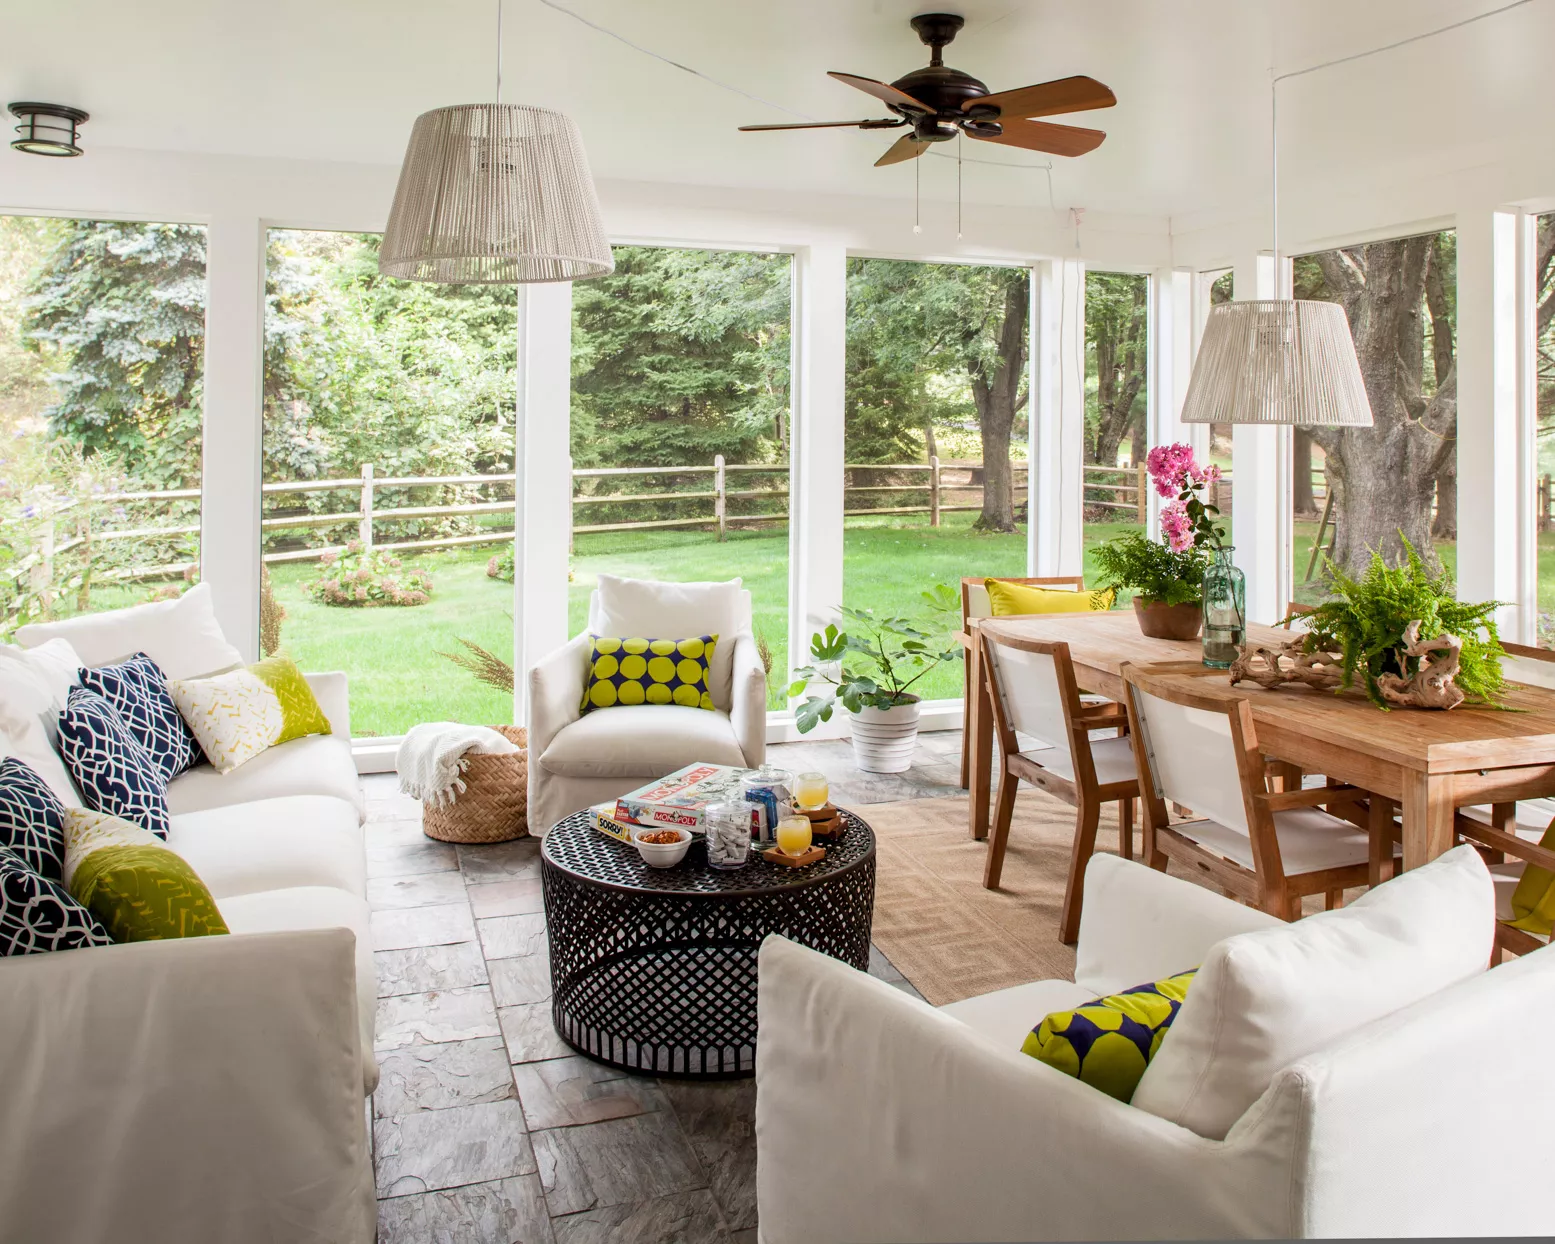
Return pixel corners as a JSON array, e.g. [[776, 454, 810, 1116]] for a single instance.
[[201, 214, 266, 661], [1031, 258, 1085, 577], [1145, 268, 1197, 535], [1456, 209, 1533, 641], [1230, 253, 1291, 625], [788, 243, 847, 736], [515, 281, 574, 723]]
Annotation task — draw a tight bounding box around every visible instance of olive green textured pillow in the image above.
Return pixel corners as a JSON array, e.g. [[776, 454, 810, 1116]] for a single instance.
[[168, 655, 332, 773], [62, 808, 228, 943]]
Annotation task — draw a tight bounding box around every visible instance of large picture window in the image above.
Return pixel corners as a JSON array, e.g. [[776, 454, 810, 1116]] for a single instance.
[[1290, 231, 1457, 605], [568, 246, 792, 708], [843, 258, 1029, 700], [262, 229, 517, 736], [1536, 213, 1555, 645], [1, 216, 205, 636], [1083, 271, 1149, 582]]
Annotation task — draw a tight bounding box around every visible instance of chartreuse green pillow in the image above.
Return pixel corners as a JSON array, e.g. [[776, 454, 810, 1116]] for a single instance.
[[1021, 969, 1197, 1102], [168, 655, 332, 774], [1507, 820, 1555, 937], [61, 808, 228, 943], [580, 635, 719, 714], [985, 578, 1114, 616]]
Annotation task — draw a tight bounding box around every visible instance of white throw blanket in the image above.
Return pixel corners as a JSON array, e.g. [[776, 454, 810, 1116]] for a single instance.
[[396, 722, 522, 809]]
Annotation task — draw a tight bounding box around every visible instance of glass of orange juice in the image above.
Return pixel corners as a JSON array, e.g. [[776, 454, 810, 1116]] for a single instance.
[[775, 814, 813, 857], [793, 771, 829, 811]]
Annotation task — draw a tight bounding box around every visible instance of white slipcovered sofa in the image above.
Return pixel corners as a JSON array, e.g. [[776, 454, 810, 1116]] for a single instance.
[[0, 586, 375, 1244], [757, 851, 1552, 1241], [528, 574, 768, 834]]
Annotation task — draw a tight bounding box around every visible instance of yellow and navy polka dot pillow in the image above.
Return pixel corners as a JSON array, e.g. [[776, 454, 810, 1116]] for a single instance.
[[580, 635, 720, 714], [1020, 968, 1196, 1102]]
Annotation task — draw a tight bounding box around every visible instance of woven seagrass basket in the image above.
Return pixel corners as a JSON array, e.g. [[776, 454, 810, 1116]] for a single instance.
[[420, 725, 529, 844]]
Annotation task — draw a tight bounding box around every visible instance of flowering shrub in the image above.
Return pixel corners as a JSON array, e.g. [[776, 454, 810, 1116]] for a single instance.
[[1146, 442, 1225, 553], [307, 540, 432, 607]]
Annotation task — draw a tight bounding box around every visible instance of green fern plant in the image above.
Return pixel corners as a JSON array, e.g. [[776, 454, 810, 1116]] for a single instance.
[[1302, 540, 1506, 709]]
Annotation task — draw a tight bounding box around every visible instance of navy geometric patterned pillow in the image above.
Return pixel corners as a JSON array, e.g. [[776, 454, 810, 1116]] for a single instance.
[[79, 651, 204, 781], [0, 846, 113, 955], [57, 688, 170, 839], [0, 758, 67, 881]]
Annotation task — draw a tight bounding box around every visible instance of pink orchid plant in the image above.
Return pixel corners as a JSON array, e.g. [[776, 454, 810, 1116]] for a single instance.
[[1146, 442, 1225, 553]]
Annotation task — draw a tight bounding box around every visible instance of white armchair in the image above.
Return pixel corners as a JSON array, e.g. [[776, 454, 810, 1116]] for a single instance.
[[756, 853, 1555, 1241], [527, 574, 768, 834]]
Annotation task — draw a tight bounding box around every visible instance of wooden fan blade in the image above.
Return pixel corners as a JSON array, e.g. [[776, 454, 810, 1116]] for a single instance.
[[970, 118, 1106, 158], [828, 71, 931, 113], [875, 134, 930, 167], [739, 120, 898, 131], [969, 75, 1117, 120]]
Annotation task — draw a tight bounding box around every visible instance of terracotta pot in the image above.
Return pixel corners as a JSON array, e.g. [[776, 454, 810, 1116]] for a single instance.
[[1132, 596, 1204, 641]]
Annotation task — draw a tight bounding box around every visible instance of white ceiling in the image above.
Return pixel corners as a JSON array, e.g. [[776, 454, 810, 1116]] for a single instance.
[[3, 0, 1549, 223]]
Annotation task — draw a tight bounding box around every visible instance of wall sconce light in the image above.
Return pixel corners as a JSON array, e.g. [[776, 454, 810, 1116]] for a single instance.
[[9, 102, 89, 157]]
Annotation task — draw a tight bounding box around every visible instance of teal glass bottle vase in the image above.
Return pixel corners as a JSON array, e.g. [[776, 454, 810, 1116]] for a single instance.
[[1201, 547, 1246, 669]]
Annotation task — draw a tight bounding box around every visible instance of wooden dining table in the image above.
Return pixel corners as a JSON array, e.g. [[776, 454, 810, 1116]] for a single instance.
[[965, 610, 1555, 872]]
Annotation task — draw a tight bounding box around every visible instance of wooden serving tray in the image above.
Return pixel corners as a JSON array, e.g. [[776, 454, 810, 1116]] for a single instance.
[[797, 804, 846, 840], [762, 844, 827, 868]]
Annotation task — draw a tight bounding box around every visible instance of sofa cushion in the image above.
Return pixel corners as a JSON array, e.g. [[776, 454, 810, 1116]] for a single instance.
[[62, 808, 229, 943], [0, 757, 67, 880], [941, 978, 1094, 1052], [79, 652, 204, 781], [218, 885, 377, 1093], [167, 796, 366, 901], [0, 845, 113, 955], [1131, 844, 1495, 1140], [591, 575, 746, 709], [0, 641, 84, 806], [539, 704, 746, 779], [57, 687, 170, 838], [166, 731, 364, 821], [16, 582, 243, 680]]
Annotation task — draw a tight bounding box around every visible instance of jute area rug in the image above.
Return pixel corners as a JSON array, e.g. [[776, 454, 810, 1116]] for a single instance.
[[864, 790, 1139, 1006]]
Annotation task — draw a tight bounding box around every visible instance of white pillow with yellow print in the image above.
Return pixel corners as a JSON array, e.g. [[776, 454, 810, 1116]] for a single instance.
[[579, 634, 719, 714], [168, 655, 332, 773]]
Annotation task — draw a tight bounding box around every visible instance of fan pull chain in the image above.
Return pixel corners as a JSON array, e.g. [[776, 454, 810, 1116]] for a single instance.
[[956, 133, 963, 238], [913, 154, 922, 234]]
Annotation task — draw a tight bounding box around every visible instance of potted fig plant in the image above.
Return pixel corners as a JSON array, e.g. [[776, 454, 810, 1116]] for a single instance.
[[788, 585, 959, 773]]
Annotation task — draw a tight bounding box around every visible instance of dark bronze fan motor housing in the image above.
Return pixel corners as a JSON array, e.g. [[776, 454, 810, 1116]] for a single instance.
[[738, 11, 1116, 167]]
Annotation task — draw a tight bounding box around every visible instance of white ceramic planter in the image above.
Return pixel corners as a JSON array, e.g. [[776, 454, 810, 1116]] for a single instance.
[[850, 698, 921, 774]]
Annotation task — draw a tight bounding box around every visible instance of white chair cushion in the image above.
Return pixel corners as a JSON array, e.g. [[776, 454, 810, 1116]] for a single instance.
[[1488, 861, 1551, 943], [1132, 844, 1495, 1140], [940, 978, 1094, 1052], [589, 575, 749, 710], [167, 795, 366, 901], [539, 705, 746, 779], [0, 641, 84, 806], [15, 582, 242, 680], [1020, 734, 1138, 787], [1172, 806, 1384, 876], [1459, 800, 1555, 836], [218, 885, 377, 1093], [166, 731, 364, 821]]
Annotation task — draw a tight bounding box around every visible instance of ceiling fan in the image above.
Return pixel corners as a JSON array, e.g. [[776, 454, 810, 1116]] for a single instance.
[[739, 12, 1116, 167]]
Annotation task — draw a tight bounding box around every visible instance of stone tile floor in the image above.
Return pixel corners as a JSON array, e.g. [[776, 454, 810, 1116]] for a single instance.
[[368, 732, 961, 1243]]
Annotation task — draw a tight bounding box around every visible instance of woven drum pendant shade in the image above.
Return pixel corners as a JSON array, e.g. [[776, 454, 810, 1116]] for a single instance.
[[380, 103, 613, 284], [1181, 299, 1373, 426]]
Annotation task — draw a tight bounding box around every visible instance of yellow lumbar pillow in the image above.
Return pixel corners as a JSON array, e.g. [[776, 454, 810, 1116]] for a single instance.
[[984, 578, 1114, 617]]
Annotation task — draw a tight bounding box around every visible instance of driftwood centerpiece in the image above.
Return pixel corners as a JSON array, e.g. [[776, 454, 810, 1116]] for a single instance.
[[1230, 620, 1467, 711]]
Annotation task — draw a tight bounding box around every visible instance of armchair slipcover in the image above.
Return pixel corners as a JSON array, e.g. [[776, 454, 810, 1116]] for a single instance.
[[527, 576, 767, 834], [757, 853, 1555, 1241]]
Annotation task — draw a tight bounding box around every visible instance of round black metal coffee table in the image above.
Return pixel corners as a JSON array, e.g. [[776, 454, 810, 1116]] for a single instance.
[[541, 809, 876, 1078]]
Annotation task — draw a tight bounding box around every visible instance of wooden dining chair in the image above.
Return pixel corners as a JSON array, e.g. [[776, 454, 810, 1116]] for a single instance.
[[958, 575, 1086, 788], [1454, 807, 1555, 959], [978, 624, 1138, 943], [1453, 641, 1555, 851], [1281, 601, 1316, 629], [1121, 662, 1386, 920]]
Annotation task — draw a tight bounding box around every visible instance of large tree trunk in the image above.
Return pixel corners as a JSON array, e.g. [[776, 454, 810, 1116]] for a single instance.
[[970, 276, 1028, 533], [1307, 236, 1456, 577], [1292, 430, 1315, 515], [1432, 462, 1457, 539]]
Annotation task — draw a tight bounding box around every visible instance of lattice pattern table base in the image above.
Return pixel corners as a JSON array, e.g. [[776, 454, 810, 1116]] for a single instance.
[[542, 811, 877, 1079]]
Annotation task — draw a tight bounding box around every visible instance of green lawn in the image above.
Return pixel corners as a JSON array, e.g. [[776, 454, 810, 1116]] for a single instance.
[[233, 516, 1551, 737]]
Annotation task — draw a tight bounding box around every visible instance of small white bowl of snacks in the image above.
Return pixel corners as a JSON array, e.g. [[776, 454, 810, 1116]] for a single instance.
[[632, 826, 693, 868]]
